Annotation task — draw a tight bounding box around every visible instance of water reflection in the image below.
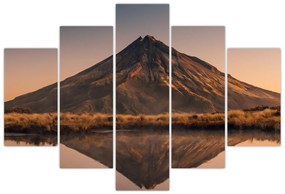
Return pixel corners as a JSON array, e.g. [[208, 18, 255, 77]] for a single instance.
[[172, 130, 225, 168], [228, 130, 280, 146], [116, 130, 169, 190], [60, 132, 113, 168], [5, 133, 57, 146]]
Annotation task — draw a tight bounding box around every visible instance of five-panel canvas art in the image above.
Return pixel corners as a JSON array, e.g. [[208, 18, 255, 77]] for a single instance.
[[3, 4, 281, 191]]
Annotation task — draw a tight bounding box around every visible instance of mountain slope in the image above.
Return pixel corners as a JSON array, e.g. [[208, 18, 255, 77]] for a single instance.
[[5, 83, 57, 113], [228, 75, 280, 110], [116, 35, 169, 114], [172, 49, 280, 112], [60, 55, 113, 113], [172, 49, 225, 113], [5, 35, 280, 114]]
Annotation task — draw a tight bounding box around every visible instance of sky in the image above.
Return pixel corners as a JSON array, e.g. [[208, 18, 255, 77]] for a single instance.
[[172, 26, 225, 72], [4, 49, 57, 102], [116, 4, 169, 52], [60, 26, 113, 80], [228, 48, 280, 93]]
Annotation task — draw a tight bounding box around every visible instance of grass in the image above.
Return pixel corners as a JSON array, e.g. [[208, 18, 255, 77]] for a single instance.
[[4, 106, 280, 134], [172, 112, 224, 129], [117, 113, 169, 130], [228, 107, 280, 131], [4, 113, 57, 134], [61, 112, 226, 131], [60, 113, 112, 133], [173, 107, 280, 131], [61, 112, 168, 132]]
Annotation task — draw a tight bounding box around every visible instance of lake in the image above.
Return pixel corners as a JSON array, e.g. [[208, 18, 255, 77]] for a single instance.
[[116, 171, 169, 190], [116, 130, 169, 190], [228, 129, 280, 146], [6, 129, 227, 188], [172, 130, 225, 168], [116, 129, 226, 190], [60, 131, 113, 168], [4, 133, 57, 146]]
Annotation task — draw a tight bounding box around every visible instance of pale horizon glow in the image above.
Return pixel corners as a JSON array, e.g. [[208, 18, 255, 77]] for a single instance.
[[4, 49, 57, 102], [172, 26, 225, 72], [228, 48, 280, 93], [60, 26, 113, 81]]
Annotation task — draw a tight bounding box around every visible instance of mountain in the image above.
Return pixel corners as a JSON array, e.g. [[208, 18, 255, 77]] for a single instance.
[[5, 83, 57, 113], [227, 75, 280, 110], [60, 55, 113, 113], [5, 35, 280, 114], [172, 48, 224, 113], [116, 35, 169, 114], [172, 47, 280, 112]]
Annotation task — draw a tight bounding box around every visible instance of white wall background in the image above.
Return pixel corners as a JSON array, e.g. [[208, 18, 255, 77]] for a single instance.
[[0, 0, 284, 193]]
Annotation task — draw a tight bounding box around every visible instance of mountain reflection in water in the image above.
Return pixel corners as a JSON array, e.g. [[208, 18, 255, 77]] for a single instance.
[[116, 130, 169, 190], [5, 134, 57, 146], [228, 129, 280, 146], [172, 130, 225, 168], [60, 132, 113, 168]]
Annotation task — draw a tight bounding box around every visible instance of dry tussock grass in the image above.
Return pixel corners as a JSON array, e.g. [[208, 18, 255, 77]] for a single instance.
[[116, 113, 169, 129], [61, 112, 169, 131], [172, 112, 224, 129], [4, 113, 57, 133], [228, 108, 280, 131], [60, 112, 112, 132], [5, 107, 280, 133]]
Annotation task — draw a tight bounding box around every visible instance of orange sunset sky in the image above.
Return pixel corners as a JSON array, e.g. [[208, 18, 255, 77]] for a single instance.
[[60, 26, 113, 81], [116, 4, 169, 52], [4, 49, 57, 102], [228, 48, 280, 93], [172, 26, 225, 72]]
